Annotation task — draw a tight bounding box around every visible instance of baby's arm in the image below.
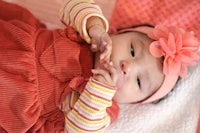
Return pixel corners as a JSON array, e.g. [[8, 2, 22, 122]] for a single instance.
[[60, 78, 116, 132], [60, 0, 112, 62], [60, 63, 118, 132], [60, 0, 108, 43]]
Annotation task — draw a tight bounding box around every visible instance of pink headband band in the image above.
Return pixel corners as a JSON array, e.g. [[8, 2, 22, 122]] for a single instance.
[[120, 25, 200, 103]]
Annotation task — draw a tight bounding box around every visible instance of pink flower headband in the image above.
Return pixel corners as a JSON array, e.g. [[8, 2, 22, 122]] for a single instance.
[[119, 25, 200, 103]]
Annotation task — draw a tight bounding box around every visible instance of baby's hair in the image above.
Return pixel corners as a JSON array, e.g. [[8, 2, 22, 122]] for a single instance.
[[116, 24, 154, 33]]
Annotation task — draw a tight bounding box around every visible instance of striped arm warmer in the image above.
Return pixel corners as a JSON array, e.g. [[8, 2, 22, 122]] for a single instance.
[[60, 0, 109, 43]]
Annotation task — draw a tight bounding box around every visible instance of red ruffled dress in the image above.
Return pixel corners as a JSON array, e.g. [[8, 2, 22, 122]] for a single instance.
[[0, 1, 105, 132]]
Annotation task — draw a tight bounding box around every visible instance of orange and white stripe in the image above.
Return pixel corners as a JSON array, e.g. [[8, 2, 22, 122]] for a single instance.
[[60, 78, 116, 132], [60, 0, 109, 43]]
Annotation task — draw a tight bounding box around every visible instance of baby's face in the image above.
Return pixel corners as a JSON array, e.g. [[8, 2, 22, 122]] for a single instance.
[[110, 31, 164, 103]]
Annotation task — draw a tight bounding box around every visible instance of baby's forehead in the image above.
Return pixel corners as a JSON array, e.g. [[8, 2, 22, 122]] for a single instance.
[[117, 26, 154, 39], [121, 30, 152, 41], [125, 30, 148, 36], [116, 28, 147, 36]]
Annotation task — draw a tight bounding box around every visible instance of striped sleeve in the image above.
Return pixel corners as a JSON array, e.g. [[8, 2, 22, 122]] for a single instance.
[[60, 78, 117, 133], [60, 0, 109, 43]]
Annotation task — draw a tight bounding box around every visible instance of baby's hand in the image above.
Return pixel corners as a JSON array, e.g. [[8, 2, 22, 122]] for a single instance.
[[91, 62, 118, 87], [88, 24, 112, 63]]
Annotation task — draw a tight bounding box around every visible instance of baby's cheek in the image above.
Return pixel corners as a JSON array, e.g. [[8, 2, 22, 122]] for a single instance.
[[116, 77, 124, 89]]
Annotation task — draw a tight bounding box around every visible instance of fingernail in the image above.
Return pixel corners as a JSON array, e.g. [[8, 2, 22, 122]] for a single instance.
[[100, 54, 104, 60], [104, 63, 108, 67], [103, 41, 107, 45]]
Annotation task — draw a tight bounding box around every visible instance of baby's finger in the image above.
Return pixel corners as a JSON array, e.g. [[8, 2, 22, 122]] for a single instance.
[[100, 35, 112, 62], [102, 33, 112, 50], [92, 68, 112, 82], [100, 46, 112, 62], [91, 69, 109, 84], [90, 43, 98, 52], [91, 68, 109, 77], [92, 73, 106, 83], [103, 63, 118, 83]]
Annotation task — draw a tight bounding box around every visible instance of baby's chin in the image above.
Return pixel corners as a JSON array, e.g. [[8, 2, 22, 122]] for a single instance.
[[112, 92, 131, 104], [113, 92, 120, 104]]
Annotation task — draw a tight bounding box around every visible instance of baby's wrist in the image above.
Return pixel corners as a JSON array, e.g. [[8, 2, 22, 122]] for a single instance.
[[91, 77, 116, 90], [86, 16, 105, 32], [88, 24, 104, 31], [87, 77, 117, 100]]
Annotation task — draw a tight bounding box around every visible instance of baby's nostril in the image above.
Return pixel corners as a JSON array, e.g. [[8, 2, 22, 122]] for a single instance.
[[120, 62, 127, 75], [121, 63, 126, 74]]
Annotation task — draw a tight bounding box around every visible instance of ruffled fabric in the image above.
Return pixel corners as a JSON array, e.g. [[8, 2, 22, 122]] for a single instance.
[[0, 2, 42, 132], [0, 2, 119, 132], [149, 25, 200, 78]]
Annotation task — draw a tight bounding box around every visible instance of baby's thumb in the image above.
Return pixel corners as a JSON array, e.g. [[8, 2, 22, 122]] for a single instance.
[[90, 43, 98, 52]]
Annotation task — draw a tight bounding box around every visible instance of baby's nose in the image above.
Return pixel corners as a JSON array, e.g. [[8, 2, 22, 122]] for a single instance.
[[120, 60, 134, 75]]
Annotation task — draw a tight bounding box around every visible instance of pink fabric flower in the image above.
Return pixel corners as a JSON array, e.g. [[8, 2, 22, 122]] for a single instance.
[[149, 25, 200, 78]]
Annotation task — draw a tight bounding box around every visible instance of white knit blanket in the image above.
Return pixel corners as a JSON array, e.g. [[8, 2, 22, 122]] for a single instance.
[[106, 61, 200, 133]]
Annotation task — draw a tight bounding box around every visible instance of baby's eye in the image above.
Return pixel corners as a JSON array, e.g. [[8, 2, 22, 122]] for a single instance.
[[137, 78, 141, 88], [130, 46, 134, 57]]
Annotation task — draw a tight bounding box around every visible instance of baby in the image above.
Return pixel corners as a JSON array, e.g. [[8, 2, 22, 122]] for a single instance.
[[60, 0, 200, 132], [0, 1, 199, 133]]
